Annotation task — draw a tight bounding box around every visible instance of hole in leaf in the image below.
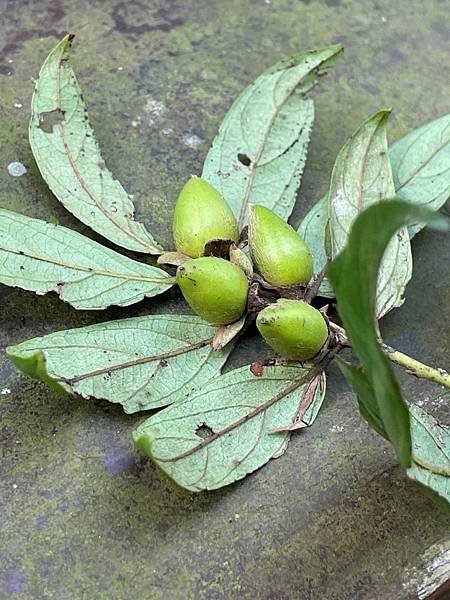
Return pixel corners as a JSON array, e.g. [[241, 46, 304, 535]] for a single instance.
[[195, 423, 214, 439], [237, 153, 251, 167], [38, 109, 65, 133]]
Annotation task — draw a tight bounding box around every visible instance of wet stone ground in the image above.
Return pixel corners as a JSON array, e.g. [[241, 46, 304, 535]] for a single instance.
[[0, 0, 449, 598]]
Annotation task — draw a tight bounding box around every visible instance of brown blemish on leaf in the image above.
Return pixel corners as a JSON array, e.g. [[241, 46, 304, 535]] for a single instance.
[[195, 423, 214, 439]]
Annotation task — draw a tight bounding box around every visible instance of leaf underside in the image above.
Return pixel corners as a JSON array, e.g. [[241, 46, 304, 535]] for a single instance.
[[202, 44, 343, 228], [301, 112, 450, 300], [30, 34, 162, 254], [327, 110, 412, 318], [390, 113, 450, 238], [134, 363, 325, 491], [407, 405, 450, 503], [6, 315, 232, 413], [0, 209, 172, 310]]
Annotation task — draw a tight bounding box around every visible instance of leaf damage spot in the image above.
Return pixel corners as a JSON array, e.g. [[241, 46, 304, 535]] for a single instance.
[[237, 153, 252, 167], [38, 109, 65, 133], [195, 423, 214, 439]]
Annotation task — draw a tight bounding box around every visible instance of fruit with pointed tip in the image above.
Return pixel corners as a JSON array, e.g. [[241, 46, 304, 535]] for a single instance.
[[176, 257, 249, 325], [173, 177, 239, 258], [249, 204, 313, 286], [256, 299, 328, 360]]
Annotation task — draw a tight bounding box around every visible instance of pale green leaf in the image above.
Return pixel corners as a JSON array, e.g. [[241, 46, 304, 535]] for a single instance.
[[407, 405, 450, 504], [327, 110, 412, 317], [0, 209, 173, 310], [6, 315, 231, 413], [30, 34, 162, 254], [390, 113, 450, 238], [134, 363, 321, 491], [202, 44, 343, 228], [297, 195, 334, 297]]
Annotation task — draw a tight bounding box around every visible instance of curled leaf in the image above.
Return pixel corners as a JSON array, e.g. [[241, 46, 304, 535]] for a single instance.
[[30, 35, 162, 254], [327, 110, 412, 317]]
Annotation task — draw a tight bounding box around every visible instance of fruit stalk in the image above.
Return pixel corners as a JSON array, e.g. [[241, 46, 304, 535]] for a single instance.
[[330, 322, 450, 389]]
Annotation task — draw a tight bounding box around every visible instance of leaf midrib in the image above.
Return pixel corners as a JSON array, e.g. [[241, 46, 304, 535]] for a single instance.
[[0, 245, 173, 285]]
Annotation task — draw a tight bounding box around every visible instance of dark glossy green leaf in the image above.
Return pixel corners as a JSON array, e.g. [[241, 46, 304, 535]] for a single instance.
[[327, 111, 412, 317], [390, 113, 450, 238], [407, 405, 450, 504], [337, 360, 388, 440], [202, 44, 343, 228], [0, 209, 173, 309], [7, 315, 232, 413], [328, 201, 448, 468], [30, 35, 163, 254], [134, 363, 323, 491]]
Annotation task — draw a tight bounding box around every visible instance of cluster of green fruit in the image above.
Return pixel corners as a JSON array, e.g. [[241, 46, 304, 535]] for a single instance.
[[172, 177, 329, 361]]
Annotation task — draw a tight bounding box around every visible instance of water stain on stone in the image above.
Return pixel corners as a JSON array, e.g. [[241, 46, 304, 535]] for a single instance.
[[2, 570, 27, 594], [111, 1, 185, 38], [104, 446, 138, 475]]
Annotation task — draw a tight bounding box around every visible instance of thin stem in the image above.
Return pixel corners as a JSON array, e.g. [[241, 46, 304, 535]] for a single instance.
[[329, 322, 450, 389]]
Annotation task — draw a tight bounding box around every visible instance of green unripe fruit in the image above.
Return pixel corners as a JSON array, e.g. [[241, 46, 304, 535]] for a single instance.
[[176, 257, 249, 325], [256, 299, 328, 361], [173, 177, 239, 258], [249, 204, 314, 286]]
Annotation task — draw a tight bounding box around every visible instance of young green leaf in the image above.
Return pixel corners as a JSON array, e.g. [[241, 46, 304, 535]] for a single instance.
[[6, 315, 231, 413], [328, 201, 448, 468], [390, 113, 450, 238], [407, 405, 450, 504], [0, 209, 173, 310], [297, 195, 334, 297], [327, 110, 412, 317], [134, 363, 322, 491], [30, 34, 162, 254], [202, 44, 343, 228]]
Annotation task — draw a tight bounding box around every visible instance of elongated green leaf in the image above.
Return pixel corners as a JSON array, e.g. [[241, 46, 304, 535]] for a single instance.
[[134, 363, 322, 491], [328, 201, 448, 468], [407, 405, 450, 504], [298, 195, 334, 297], [30, 35, 162, 254], [338, 360, 388, 439], [328, 111, 412, 317], [0, 209, 173, 310], [390, 113, 450, 238], [202, 44, 343, 228], [7, 315, 231, 413]]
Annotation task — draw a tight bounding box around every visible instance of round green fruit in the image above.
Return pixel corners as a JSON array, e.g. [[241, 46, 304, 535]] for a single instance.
[[256, 299, 328, 361], [173, 177, 239, 258], [249, 204, 313, 286], [176, 257, 249, 325]]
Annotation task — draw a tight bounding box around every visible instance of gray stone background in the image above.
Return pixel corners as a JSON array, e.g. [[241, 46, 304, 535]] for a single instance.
[[0, 0, 449, 598]]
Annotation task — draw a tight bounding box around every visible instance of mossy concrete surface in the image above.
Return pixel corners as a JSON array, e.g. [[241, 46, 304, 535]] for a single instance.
[[0, 0, 449, 598]]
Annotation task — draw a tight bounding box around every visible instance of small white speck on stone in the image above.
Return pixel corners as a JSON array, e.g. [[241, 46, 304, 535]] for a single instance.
[[182, 133, 203, 149], [381, 16, 387, 22], [7, 162, 27, 177], [161, 127, 174, 136], [117, 66, 123, 71], [329, 425, 344, 433], [1, 388, 11, 395], [13, 102, 23, 108], [8, 59, 13, 64], [234, 513, 240, 519], [144, 96, 167, 125], [131, 120, 139, 127], [13, 484, 18, 489]]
